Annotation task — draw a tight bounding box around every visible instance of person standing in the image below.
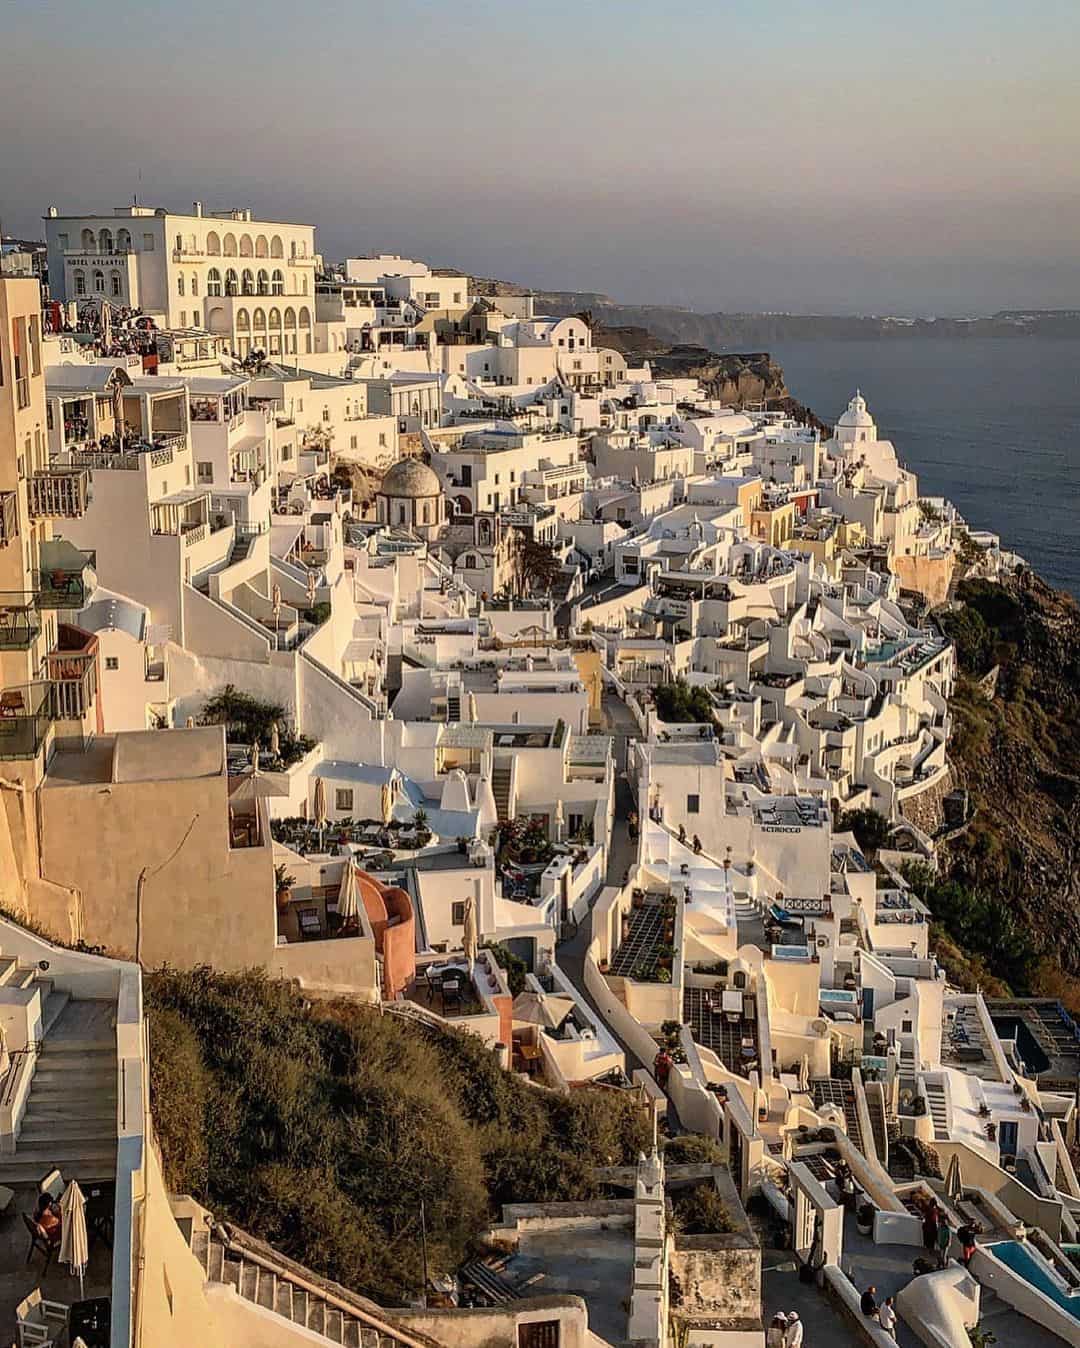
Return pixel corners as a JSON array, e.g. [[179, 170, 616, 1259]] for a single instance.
[[784, 1311, 803, 1347], [860, 1284, 879, 1319], [922, 1201, 939, 1257], [766, 1312, 788, 1347], [936, 1215, 952, 1268], [879, 1296, 898, 1341]]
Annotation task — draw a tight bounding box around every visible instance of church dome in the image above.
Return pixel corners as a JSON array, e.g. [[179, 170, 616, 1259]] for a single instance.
[[379, 457, 442, 499], [837, 391, 874, 429]]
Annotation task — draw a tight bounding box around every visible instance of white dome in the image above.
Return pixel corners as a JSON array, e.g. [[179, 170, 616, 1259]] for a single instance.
[[838, 391, 874, 430]]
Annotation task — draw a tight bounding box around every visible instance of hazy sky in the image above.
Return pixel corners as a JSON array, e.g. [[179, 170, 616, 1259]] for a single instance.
[[2, 0, 1078, 314]]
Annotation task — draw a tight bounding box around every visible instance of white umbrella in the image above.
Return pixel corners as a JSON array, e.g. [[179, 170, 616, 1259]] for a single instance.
[[468, 690, 478, 724], [338, 862, 361, 927], [250, 740, 260, 774], [462, 894, 478, 971], [554, 798, 564, 843], [313, 777, 328, 849], [798, 1053, 810, 1093], [306, 570, 318, 608], [380, 778, 394, 826], [59, 1180, 88, 1299], [272, 583, 283, 648], [511, 990, 575, 1029]]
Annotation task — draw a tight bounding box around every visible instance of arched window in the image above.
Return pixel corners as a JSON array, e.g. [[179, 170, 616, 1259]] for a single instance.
[[93, 270, 105, 293], [191, 273, 198, 296], [271, 269, 284, 296], [241, 269, 255, 296], [117, 228, 131, 251], [74, 272, 86, 297], [256, 269, 269, 296], [301, 276, 308, 295], [206, 231, 221, 256], [239, 234, 253, 257], [270, 235, 284, 258], [207, 268, 222, 297], [177, 274, 185, 296], [98, 228, 113, 253], [269, 333, 281, 355], [290, 241, 297, 258], [298, 306, 311, 327], [236, 310, 250, 331], [422, 502, 431, 524], [225, 269, 239, 297], [283, 307, 296, 329], [268, 307, 281, 329], [255, 235, 268, 258], [252, 307, 266, 330], [223, 233, 237, 256], [111, 273, 122, 297], [80, 228, 96, 251]]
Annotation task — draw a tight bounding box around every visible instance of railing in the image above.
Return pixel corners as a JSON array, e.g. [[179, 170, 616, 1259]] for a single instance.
[[149, 446, 174, 469], [0, 593, 40, 649], [27, 468, 91, 519], [34, 561, 95, 609], [182, 522, 208, 547], [0, 683, 53, 759], [0, 492, 18, 545]]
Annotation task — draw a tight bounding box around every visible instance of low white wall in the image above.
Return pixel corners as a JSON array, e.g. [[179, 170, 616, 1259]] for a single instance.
[[970, 1243, 1080, 1348], [873, 1209, 924, 1247]]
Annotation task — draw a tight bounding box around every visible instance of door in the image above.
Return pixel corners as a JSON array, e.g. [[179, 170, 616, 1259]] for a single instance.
[[998, 1120, 1019, 1157]]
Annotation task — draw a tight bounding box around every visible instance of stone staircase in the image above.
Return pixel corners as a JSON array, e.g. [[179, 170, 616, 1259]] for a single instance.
[[491, 762, 512, 823], [190, 1219, 435, 1348], [0, 998, 118, 1185], [812, 1078, 863, 1155], [923, 1078, 950, 1140], [445, 689, 461, 722], [228, 532, 255, 566]]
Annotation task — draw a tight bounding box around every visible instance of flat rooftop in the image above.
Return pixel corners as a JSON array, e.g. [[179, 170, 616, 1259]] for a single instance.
[[503, 1226, 633, 1346], [45, 727, 224, 787]]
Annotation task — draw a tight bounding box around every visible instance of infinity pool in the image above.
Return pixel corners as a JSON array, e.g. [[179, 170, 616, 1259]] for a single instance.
[[989, 1240, 1080, 1320]]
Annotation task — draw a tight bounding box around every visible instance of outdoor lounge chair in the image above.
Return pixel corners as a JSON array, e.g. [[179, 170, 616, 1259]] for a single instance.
[[297, 907, 322, 940], [16, 1289, 68, 1348]]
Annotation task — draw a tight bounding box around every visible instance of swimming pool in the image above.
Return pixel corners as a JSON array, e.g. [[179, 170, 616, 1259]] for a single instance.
[[989, 1240, 1080, 1320]]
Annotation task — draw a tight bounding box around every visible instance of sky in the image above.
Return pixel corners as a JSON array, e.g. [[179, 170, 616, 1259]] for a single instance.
[[1, 0, 1078, 315]]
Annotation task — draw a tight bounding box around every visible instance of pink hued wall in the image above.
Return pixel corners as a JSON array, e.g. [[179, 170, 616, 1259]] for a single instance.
[[357, 871, 416, 999]]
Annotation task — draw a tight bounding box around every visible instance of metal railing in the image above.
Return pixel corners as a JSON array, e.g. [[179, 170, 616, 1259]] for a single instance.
[[0, 683, 53, 759], [0, 593, 41, 649]]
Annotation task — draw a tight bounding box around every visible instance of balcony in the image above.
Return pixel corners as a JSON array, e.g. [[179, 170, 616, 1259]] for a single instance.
[[34, 540, 97, 609], [27, 468, 91, 519], [0, 492, 18, 546], [46, 625, 98, 721], [0, 594, 41, 650], [0, 683, 53, 759]]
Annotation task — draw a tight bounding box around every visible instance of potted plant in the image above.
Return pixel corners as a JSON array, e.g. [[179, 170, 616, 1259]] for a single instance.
[[857, 1202, 876, 1236], [275, 864, 296, 913], [657, 967, 671, 983], [658, 943, 675, 970], [985, 1122, 997, 1142]]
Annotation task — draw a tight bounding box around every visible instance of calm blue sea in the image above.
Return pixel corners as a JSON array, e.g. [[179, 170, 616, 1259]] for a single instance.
[[768, 339, 1080, 598]]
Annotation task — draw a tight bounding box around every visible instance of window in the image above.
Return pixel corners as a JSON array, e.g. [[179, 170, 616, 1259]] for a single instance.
[[93, 270, 105, 293], [142, 233, 154, 251], [74, 272, 86, 297], [241, 269, 255, 296], [378, 433, 386, 448], [105, 657, 119, 671], [271, 269, 284, 296], [58, 233, 69, 250], [197, 462, 213, 483], [902, 1019, 913, 1034], [111, 273, 122, 297], [335, 788, 354, 812], [225, 269, 239, 297], [687, 794, 700, 814], [257, 269, 269, 296], [207, 268, 222, 297], [451, 901, 467, 926], [350, 436, 357, 450], [179, 311, 186, 327], [191, 274, 198, 296], [177, 275, 185, 296]]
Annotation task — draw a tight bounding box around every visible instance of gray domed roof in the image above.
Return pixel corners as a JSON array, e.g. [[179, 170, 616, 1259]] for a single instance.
[[379, 457, 442, 499]]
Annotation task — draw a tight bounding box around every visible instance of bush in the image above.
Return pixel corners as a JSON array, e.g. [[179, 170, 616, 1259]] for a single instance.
[[671, 1182, 733, 1234], [662, 1134, 725, 1166], [836, 807, 891, 855], [146, 968, 648, 1301], [655, 679, 714, 725]]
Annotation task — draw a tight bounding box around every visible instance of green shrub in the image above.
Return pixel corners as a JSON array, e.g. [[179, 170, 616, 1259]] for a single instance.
[[663, 1134, 725, 1166], [671, 1182, 733, 1234]]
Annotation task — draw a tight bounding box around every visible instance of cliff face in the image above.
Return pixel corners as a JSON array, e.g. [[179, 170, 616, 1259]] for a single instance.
[[938, 575, 1080, 982]]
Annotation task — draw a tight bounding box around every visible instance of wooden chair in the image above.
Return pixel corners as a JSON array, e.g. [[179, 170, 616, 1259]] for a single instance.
[[297, 907, 322, 940], [16, 1288, 68, 1348], [441, 978, 462, 1014], [22, 1214, 58, 1272]]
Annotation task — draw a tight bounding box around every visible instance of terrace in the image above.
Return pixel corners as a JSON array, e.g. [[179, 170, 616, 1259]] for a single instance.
[[683, 985, 760, 1075], [0, 594, 41, 650], [34, 540, 97, 610], [0, 683, 53, 760], [27, 468, 91, 520], [607, 892, 676, 983]]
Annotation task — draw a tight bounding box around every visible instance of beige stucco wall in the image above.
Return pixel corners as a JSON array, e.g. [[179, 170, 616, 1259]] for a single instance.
[[893, 552, 954, 606]]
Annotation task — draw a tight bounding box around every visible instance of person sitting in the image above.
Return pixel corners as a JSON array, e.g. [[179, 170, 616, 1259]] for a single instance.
[[33, 1193, 61, 1245], [860, 1284, 879, 1318]]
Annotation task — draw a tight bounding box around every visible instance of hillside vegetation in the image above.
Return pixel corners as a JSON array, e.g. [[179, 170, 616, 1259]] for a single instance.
[[146, 969, 650, 1304], [926, 576, 1080, 1003]]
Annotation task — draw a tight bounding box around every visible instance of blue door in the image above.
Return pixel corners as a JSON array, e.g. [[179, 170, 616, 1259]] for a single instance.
[[998, 1120, 1019, 1156]]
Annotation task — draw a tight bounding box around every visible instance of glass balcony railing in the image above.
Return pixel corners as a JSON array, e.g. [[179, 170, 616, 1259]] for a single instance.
[[34, 541, 97, 609], [0, 683, 53, 760], [0, 593, 41, 650]]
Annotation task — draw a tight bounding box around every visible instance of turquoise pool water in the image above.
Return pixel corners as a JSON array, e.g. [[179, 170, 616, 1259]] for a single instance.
[[990, 1241, 1080, 1320]]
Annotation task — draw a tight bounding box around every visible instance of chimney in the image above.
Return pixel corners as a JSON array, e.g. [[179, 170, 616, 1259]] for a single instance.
[[193, 201, 203, 217]]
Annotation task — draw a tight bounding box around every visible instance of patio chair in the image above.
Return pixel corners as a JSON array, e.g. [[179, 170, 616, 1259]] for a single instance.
[[16, 1288, 68, 1348], [441, 978, 463, 1014], [297, 907, 322, 940], [22, 1214, 58, 1272], [38, 1169, 64, 1201]]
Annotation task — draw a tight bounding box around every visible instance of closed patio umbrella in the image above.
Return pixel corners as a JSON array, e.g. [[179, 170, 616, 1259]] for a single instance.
[[59, 1180, 88, 1299], [462, 894, 478, 970], [554, 799, 564, 843], [944, 1152, 963, 1201], [269, 720, 280, 760], [380, 777, 394, 826], [337, 861, 361, 929], [313, 777, 328, 848], [272, 583, 283, 649], [306, 569, 318, 609], [250, 740, 260, 774]]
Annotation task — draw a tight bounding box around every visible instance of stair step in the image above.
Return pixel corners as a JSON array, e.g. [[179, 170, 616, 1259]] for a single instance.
[[41, 991, 70, 1037], [0, 1152, 117, 1184], [0, 957, 17, 984], [7, 967, 37, 990], [20, 1117, 116, 1141]]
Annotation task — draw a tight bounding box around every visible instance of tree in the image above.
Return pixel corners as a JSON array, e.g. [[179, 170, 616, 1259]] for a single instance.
[[514, 536, 562, 596], [836, 807, 891, 855], [655, 679, 715, 725]]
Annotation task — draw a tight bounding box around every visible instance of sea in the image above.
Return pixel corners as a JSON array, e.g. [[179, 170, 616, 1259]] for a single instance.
[[767, 338, 1080, 599]]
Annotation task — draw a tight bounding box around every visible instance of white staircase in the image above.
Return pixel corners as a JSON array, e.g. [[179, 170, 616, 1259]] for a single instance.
[[190, 1219, 435, 1348], [0, 998, 118, 1184], [491, 762, 512, 823], [922, 1078, 949, 1140]]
